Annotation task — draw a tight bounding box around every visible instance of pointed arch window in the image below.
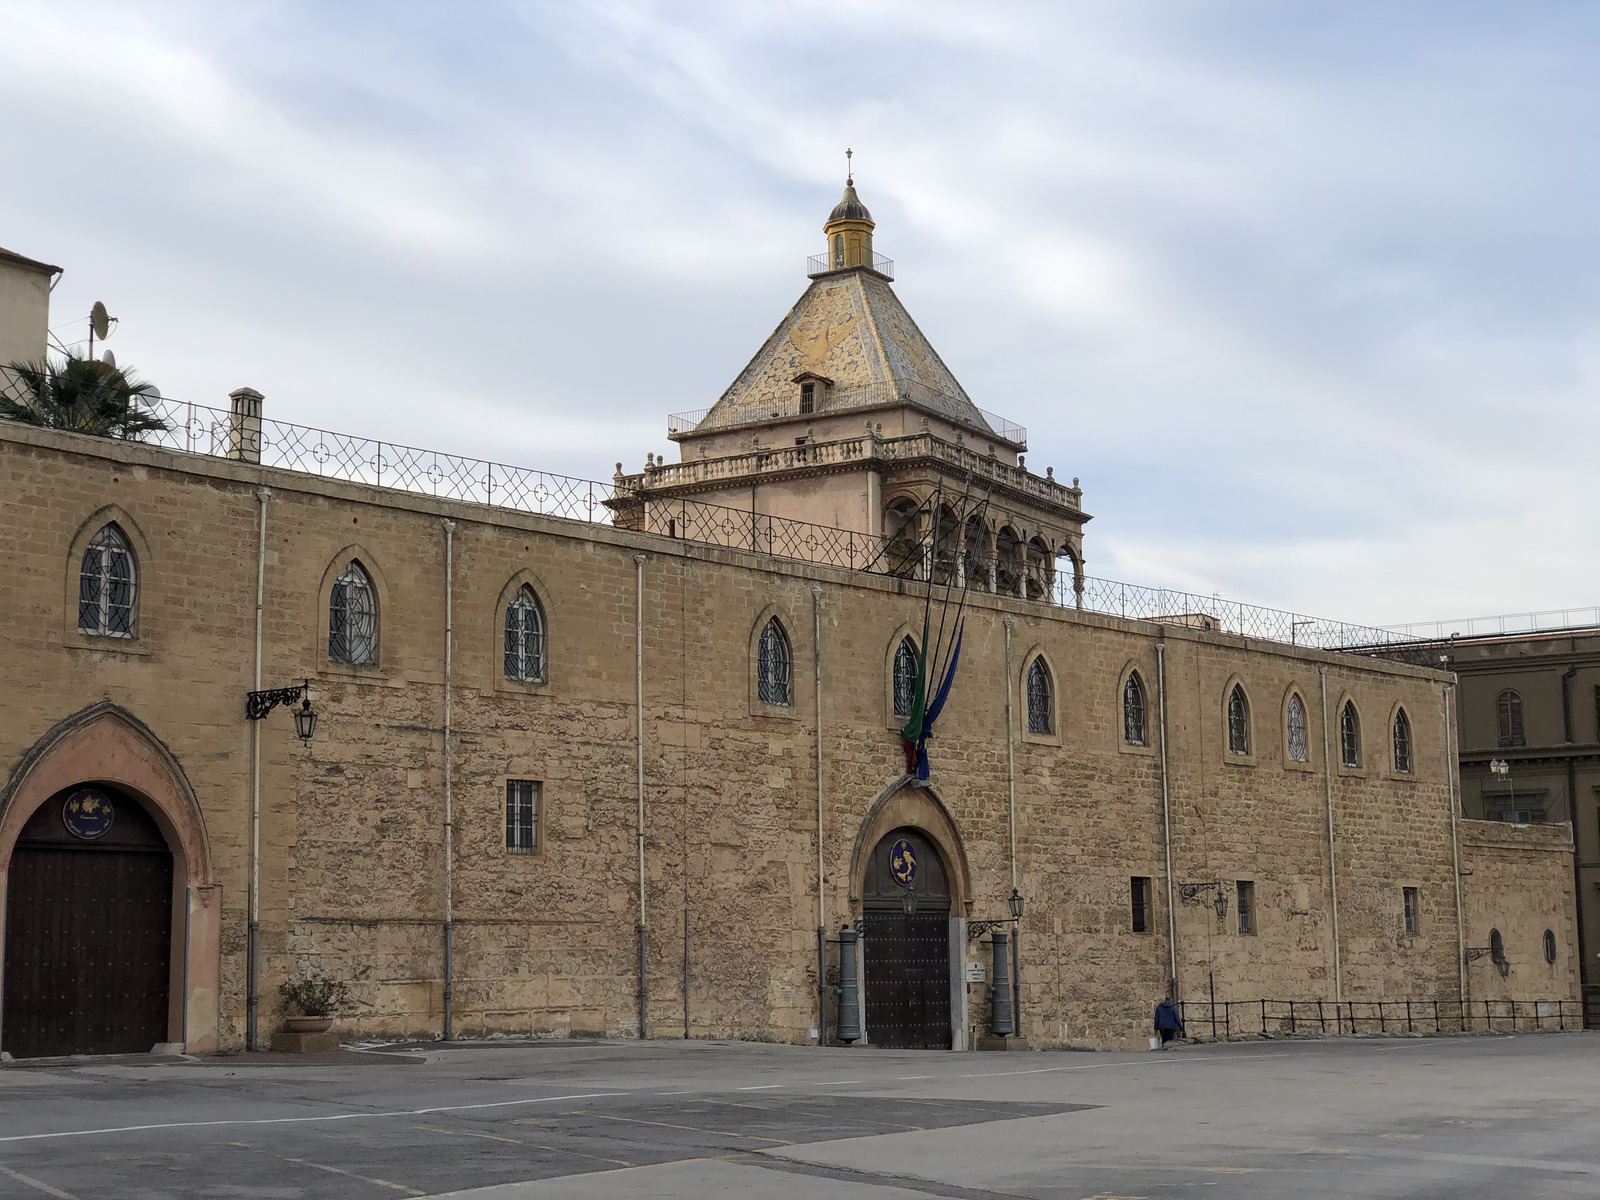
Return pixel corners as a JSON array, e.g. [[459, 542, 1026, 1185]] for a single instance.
[[1392, 707, 1413, 774], [1026, 657, 1053, 735], [892, 637, 918, 719], [79, 524, 136, 637], [1227, 685, 1250, 755], [1496, 689, 1525, 748], [1123, 672, 1147, 746], [329, 560, 377, 665], [832, 233, 845, 269], [1286, 694, 1308, 763], [757, 618, 792, 706], [504, 585, 546, 682], [1340, 701, 1361, 768]]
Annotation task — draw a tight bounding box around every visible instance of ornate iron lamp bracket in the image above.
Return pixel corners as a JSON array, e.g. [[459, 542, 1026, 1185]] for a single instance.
[[967, 917, 1017, 941], [246, 681, 308, 721], [1177, 881, 1223, 904]]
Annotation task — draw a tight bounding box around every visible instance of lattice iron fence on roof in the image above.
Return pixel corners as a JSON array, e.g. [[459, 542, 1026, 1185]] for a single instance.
[[8, 393, 1416, 656]]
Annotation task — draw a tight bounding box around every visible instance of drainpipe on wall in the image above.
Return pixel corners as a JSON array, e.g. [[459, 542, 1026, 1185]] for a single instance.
[[813, 584, 826, 1047], [1444, 682, 1466, 1004], [441, 519, 455, 1041], [1562, 663, 1588, 986], [1002, 616, 1019, 1039], [248, 486, 270, 1052], [635, 553, 648, 1039], [1156, 640, 1178, 1002], [1318, 665, 1343, 1004]]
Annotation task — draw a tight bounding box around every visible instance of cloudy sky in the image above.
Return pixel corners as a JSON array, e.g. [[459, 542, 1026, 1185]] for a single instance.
[[3, 1, 1595, 627]]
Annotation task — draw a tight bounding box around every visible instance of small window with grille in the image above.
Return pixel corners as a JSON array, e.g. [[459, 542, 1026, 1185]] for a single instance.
[[504, 585, 546, 682], [1340, 701, 1361, 767], [329, 560, 378, 665], [79, 524, 137, 637], [1403, 886, 1418, 936], [1286, 694, 1308, 762], [1026, 657, 1053, 735], [757, 618, 792, 706], [1227, 685, 1250, 755], [892, 637, 918, 719], [1123, 672, 1147, 746], [800, 382, 815, 414], [506, 780, 539, 854], [1392, 707, 1413, 773], [1131, 876, 1151, 933], [1236, 880, 1255, 935]]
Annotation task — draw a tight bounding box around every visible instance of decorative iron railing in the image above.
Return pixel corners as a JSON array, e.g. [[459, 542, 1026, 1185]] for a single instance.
[[1177, 997, 1585, 1040], [0, 393, 1419, 655], [1381, 606, 1600, 642], [806, 250, 894, 279]]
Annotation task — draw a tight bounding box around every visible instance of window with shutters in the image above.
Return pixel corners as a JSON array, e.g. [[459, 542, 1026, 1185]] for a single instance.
[[78, 525, 137, 637], [1496, 689, 1525, 748]]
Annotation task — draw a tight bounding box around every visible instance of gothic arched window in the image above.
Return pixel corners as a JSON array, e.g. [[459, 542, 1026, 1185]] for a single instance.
[[757, 618, 792, 706], [1123, 672, 1147, 746], [1286, 694, 1308, 763], [1392, 707, 1413, 774], [832, 233, 845, 269], [504, 585, 546, 682], [1026, 657, 1053, 735], [1340, 700, 1361, 767], [79, 524, 136, 637], [1496, 689, 1525, 748], [1227, 685, 1250, 755], [329, 560, 377, 665], [892, 637, 918, 719]]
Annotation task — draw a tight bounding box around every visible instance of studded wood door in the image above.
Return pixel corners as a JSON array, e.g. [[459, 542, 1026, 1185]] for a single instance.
[[3, 787, 173, 1059], [861, 827, 952, 1050]]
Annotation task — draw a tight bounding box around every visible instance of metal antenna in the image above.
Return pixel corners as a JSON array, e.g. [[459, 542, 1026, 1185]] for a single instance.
[[846, 147, 853, 185]]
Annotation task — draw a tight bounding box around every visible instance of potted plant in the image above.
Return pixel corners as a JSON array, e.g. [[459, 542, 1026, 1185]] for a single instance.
[[279, 972, 350, 1035]]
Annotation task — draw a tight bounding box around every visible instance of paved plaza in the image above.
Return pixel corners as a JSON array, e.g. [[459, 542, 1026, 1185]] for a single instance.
[[0, 1032, 1595, 1198]]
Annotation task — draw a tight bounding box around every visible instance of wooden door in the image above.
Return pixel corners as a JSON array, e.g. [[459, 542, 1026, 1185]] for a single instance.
[[3, 787, 173, 1058]]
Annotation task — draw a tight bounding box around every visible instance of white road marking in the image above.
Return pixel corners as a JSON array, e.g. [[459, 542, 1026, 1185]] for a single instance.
[[0, 1090, 629, 1144], [287, 1158, 424, 1195], [737, 1084, 783, 1091], [807, 1079, 865, 1085], [656, 1090, 696, 1094], [0, 1166, 78, 1199]]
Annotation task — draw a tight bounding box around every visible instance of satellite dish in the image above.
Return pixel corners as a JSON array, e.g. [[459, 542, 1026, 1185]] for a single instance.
[[101, 349, 116, 368], [132, 383, 161, 407], [90, 301, 113, 340]]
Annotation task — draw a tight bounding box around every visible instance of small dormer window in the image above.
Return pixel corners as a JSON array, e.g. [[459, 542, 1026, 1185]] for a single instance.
[[800, 382, 815, 414]]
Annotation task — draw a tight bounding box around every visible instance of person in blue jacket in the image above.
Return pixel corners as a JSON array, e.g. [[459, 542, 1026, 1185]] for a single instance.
[[1154, 998, 1184, 1046]]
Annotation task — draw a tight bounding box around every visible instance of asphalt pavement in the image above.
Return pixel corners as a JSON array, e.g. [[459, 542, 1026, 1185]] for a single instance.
[[0, 1031, 1595, 1198]]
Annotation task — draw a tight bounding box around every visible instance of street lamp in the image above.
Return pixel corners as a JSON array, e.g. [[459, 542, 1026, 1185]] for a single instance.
[[1008, 889, 1024, 920], [902, 886, 918, 916], [247, 678, 318, 745]]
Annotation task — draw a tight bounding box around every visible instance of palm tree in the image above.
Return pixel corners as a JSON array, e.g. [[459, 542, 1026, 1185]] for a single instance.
[[0, 353, 170, 439]]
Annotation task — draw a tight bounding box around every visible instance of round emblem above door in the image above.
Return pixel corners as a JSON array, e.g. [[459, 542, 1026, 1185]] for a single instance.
[[889, 837, 917, 887], [62, 788, 116, 840]]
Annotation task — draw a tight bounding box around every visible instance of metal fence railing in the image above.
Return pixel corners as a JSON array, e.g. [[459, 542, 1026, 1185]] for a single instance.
[[1177, 997, 1586, 1039], [1, 394, 1421, 657]]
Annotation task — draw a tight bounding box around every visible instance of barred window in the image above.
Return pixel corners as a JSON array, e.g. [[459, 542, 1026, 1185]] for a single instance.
[[504, 585, 546, 682], [1286, 694, 1308, 762], [1123, 672, 1147, 746], [757, 618, 792, 706], [892, 637, 918, 719], [1496, 689, 1525, 748], [1131, 876, 1151, 933], [1392, 707, 1413, 773], [1236, 880, 1255, 935], [1403, 887, 1418, 936], [1340, 701, 1361, 767], [506, 780, 539, 854], [79, 525, 136, 637], [1026, 657, 1053, 735], [1227, 685, 1250, 755], [329, 560, 377, 665]]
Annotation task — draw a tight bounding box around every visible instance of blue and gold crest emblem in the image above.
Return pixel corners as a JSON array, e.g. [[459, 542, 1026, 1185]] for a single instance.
[[62, 788, 115, 840], [889, 838, 917, 887]]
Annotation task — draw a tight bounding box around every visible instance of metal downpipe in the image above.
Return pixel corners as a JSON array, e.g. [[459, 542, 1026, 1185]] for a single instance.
[[442, 519, 455, 1041], [635, 553, 648, 1039], [248, 485, 270, 1051], [1156, 640, 1178, 1001]]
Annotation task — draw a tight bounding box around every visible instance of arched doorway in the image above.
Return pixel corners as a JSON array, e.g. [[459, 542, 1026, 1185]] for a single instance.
[[862, 827, 951, 1049], [4, 783, 174, 1057]]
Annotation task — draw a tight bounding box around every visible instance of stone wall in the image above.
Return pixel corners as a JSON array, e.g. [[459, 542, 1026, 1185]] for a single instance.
[[0, 421, 1581, 1052]]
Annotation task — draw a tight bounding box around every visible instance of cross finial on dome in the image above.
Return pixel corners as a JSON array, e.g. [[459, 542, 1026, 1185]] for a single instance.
[[846, 147, 853, 186]]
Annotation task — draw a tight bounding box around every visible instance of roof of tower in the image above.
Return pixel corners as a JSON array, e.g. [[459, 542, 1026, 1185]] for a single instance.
[[828, 183, 873, 225], [690, 266, 1002, 438]]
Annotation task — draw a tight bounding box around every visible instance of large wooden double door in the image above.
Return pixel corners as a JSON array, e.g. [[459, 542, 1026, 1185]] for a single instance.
[[3, 786, 173, 1058], [862, 827, 952, 1049]]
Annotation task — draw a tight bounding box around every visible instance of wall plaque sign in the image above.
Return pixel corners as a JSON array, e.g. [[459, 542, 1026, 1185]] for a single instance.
[[62, 788, 115, 840], [889, 838, 917, 887]]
